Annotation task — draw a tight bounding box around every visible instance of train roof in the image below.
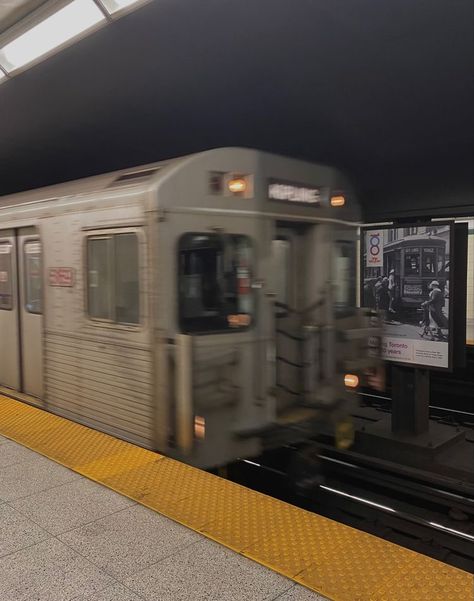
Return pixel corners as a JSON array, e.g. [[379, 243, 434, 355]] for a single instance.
[[0, 156, 175, 209], [0, 147, 346, 210]]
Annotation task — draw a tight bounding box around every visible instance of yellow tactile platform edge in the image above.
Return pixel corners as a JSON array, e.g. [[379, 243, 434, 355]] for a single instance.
[[0, 395, 472, 601]]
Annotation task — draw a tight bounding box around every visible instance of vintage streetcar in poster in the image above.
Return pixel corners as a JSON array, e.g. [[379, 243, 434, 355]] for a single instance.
[[362, 223, 452, 369]]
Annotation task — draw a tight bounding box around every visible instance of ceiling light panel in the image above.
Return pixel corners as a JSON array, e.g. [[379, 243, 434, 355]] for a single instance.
[[0, 0, 106, 73], [100, 0, 148, 16]]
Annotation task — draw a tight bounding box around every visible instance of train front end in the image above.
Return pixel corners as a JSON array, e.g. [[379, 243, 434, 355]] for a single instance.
[[154, 148, 382, 468]]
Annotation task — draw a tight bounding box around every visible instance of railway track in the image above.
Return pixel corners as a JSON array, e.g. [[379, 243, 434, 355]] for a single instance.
[[229, 355, 474, 571], [361, 391, 474, 429], [235, 343, 474, 566], [228, 441, 474, 573]]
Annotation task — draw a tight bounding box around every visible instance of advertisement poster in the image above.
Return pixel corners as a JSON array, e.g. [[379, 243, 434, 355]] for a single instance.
[[361, 224, 452, 369]]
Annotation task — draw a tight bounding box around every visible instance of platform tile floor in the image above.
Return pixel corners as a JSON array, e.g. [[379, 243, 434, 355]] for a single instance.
[[0, 435, 327, 601]]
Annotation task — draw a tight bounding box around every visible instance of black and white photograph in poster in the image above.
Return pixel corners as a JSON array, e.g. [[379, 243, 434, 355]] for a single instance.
[[362, 223, 452, 369]]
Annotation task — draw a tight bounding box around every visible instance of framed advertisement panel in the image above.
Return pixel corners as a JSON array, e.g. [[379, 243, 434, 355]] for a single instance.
[[360, 222, 454, 371]]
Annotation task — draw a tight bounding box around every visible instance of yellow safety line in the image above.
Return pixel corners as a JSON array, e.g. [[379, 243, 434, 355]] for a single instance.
[[0, 395, 472, 601]]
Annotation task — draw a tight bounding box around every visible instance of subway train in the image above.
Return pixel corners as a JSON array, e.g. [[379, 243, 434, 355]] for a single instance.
[[0, 148, 381, 468]]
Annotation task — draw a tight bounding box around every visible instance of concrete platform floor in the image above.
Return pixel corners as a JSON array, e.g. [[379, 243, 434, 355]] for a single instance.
[[0, 435, 327, 601]]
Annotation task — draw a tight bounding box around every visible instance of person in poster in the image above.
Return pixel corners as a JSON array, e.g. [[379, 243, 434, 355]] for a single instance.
[[373, 276, 383, 309], [419, 280, 448, 341], [363, 278, 376, 309], [388, 269, 396, 313], [376, 277, 390, 316]]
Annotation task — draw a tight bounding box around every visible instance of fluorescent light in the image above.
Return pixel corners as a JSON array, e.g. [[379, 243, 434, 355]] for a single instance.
[[100, 0, 146, 15], [0, 0, 105, 73]]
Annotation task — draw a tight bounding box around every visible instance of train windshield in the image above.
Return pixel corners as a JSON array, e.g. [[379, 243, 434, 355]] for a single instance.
[[178, 233, 253, 333]]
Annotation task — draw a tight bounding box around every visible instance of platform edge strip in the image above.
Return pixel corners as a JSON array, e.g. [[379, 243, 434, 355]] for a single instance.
[[0, 395, 472, 601]]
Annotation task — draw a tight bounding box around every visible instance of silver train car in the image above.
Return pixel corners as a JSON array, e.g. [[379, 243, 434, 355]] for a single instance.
[[0, 148, 380, 468]]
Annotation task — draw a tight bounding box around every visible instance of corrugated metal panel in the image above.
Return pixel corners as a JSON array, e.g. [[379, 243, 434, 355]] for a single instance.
[[44, 331, 154, 447]]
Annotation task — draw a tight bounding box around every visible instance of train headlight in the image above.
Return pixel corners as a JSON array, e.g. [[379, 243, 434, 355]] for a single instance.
[[330, 195, 346, 207], [344, 373, 359, 388], [194, 416, 206, 439], [228, 177, 247, 194]]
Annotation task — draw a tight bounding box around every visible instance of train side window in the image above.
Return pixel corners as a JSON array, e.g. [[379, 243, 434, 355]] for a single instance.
[[115, 233, 139, 325], [0, 242, 13, 310], [24, 240, 42, 314], [87, 233, 139, 325], [88, 237, 114, 321]]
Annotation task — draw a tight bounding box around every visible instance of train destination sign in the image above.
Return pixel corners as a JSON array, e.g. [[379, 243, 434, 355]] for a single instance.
[[268, 179, 321, 205]]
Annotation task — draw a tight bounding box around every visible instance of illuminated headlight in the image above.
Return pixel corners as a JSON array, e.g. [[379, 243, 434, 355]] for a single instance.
[[344, 374, 359, 388], [194, 416, 206, 439], [228, 177, 247, 194], [208, 172, 252, 197], [330, 195, 346, 207]]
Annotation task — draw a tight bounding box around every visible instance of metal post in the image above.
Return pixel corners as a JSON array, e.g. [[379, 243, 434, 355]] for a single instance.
[[391, 365, 430, 435], [175, 334, 194, 454]]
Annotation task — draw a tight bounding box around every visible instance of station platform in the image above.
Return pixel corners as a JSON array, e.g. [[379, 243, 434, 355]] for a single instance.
[[0, 394, 472, 601]]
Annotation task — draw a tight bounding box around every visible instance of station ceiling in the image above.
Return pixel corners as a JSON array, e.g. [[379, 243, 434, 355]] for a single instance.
[[0, 0, 472, 216]]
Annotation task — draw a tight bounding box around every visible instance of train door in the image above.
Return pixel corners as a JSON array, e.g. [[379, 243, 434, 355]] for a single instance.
[[0, 230, 21, 390], [0, 227, 43, 399], [272, 223, 319, 414], [18, 228, 44, 398]]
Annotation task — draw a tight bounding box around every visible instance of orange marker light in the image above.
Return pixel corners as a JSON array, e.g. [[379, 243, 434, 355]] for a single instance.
[[344, 373, 359, 388], [227, 314, 251, 328], [228, 178, 247, 194], [330, 195, 346, 207], [194, 416, 206, 439]]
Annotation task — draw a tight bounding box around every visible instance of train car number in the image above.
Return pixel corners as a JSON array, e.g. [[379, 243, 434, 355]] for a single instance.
[[49, 267, 75, 287]]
